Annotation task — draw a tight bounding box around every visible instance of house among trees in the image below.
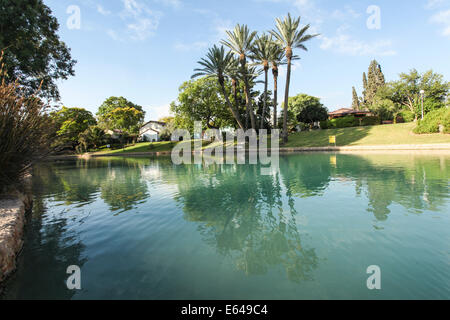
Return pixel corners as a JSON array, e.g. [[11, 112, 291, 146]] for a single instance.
[[139, 121, 167, 142], [328, 108, 373, 120]]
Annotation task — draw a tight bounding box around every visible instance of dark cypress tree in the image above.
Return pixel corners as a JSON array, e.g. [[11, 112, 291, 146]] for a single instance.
[[365, 60, 385, 107], [362, 72, 368, 104], [352, 87, 360, 110]]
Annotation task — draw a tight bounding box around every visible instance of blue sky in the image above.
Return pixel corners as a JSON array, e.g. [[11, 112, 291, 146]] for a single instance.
[[46, 0, 450, 120]]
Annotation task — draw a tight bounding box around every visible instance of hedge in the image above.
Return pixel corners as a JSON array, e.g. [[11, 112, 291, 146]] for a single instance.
[[397, 110, 415, 123], [320, 116, 381, 129], [413, 108, 450, 134]]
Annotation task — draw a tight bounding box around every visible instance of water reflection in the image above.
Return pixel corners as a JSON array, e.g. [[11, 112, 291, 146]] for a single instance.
[[2, 153, 448, 299], [172, 165, 318, 281], [331, 154, 449, 221], [2, 171, 88, 299]]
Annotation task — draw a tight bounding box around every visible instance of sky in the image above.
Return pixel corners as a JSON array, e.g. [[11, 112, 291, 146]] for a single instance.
[[45, 0, 450, 121]]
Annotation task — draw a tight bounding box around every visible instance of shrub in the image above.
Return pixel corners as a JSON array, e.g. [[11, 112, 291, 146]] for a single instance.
[[0, 52, 57, 190], [413, 107, 450, 134], [397, 110, 415, 123], [298, 122, 310, 132], [361, 116, 381, 126], [329, 116, 360, 128], [320, 120, 329, 129]]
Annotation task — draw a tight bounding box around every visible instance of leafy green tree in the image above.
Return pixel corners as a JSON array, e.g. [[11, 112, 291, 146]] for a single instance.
[[0, 0, 76, 100], [388, 69, 449, 119], [77, 126, 109, 153], [280, 94, 327, 130], [270, 13, 318, 143], [51, 107, 96, 149], [192, 45, 245, 130], [369, 84, 401, 121], [284, 94, 323, 116], [171, 77, 237, 132], [97, 97, 145, 134], [296, 103, 328, 126]]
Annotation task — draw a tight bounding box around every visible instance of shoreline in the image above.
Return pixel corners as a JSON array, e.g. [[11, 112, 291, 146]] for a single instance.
[[47, 143, 450, 160], [0, 190, 32, 287]]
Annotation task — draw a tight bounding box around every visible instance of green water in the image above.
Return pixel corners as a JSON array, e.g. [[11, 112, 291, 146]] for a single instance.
[[1, 153, 449, 300]]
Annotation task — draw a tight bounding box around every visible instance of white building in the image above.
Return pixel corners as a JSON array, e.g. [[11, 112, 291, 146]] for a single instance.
[[139, 121, 167, 142]]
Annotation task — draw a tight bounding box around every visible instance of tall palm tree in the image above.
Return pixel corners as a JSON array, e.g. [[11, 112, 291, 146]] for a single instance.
[[228, 59, 245, 127], [192, 45, 244, 130], [268, 42, 285, 128], [250, 34, 272, 130], [221, 24, 258, 130], [270, 13, 318, 143]]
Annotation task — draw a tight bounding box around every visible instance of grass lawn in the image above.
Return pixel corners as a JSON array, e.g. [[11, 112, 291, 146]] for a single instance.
[[93, 140, 212, 155], [284, 123, 450, 148], [92, 123, 450, 155]]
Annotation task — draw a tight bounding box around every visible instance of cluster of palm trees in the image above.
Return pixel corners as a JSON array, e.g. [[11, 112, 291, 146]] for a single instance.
[[192, 13, 318, 143]]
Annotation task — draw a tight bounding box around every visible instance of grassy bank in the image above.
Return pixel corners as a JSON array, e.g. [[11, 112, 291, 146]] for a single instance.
[[90, 123, 450, 156], [284, 123, 450, 148], [92, 140, 213, 155]]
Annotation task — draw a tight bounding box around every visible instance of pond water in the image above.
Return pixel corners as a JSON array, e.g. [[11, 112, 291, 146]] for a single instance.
[[1, 153, 449, 300]]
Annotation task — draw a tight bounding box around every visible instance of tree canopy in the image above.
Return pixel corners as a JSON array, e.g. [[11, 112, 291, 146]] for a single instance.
[[97, 97, 145, 134], [0, 0, 76, 100], [171, 77, 238, 132], [389, 69, 449, 116], [363, 60, 385, 107], [51, 107, 96, 148]]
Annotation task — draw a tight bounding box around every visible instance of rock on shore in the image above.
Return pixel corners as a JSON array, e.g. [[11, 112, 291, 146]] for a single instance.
[[0, 193, 32, 283]]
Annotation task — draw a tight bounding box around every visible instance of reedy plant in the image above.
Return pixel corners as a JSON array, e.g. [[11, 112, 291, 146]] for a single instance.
[[0, 50, 57, 191]]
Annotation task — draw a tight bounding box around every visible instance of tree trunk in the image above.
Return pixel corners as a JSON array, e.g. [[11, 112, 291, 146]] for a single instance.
[[283, 56, 292, 143], [260, 67, 268, 130], [244, 78, 256, 130], [232, 79, 239, 110], [240, 57, 256, 130], [273, 69, 278, 128], [219, 80, 244, 130]]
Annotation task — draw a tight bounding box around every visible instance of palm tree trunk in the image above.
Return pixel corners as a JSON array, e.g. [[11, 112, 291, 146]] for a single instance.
[[273, 72, 278, 128], [244, 78, 256, 130], [232, 79, 239, 110], [240, 58, 256, 130], [283, 57, 292, 143], [260, 67, 268, 130], [245, 107, 249, 130], [219, 81, 244, 130]]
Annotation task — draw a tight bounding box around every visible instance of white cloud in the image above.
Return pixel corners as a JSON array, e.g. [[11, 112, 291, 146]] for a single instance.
[[154, 0, 182, 9], [331, 6, 361, 20], [425, 0, 449, 9], [97, 4, 111, 16], [319, 28, 397, 56], [107, 29, 123, 41], [120, 0, 163, 41], [146, 104, 171, 121], [213, 18, 234, 42], [430, 9, 450, 36]]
